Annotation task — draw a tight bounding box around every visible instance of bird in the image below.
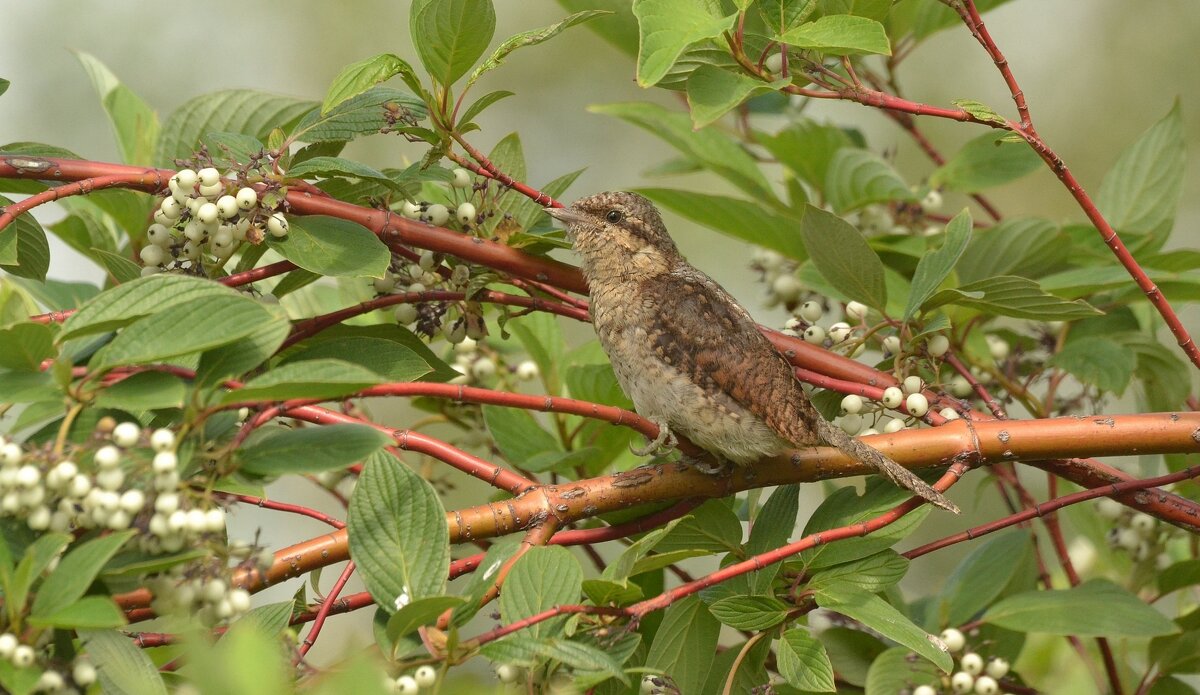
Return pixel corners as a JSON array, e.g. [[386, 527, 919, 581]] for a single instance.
[[545, 191, 958, 513]]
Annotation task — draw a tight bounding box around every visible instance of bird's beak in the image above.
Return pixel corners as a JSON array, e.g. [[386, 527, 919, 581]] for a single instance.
[[544, 206, 587, 225]]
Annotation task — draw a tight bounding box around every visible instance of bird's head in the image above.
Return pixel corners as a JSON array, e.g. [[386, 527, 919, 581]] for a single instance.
[[544, 191, 680, 278]]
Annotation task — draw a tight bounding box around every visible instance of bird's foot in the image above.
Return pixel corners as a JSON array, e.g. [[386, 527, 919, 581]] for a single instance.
[[684, 453, 732, 476], [630, 420, 677, 457]]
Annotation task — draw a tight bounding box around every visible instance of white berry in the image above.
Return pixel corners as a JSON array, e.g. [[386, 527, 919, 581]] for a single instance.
[[763, 51, 785, 74], [922, 189, 944, 211], [173, 168, 198, 190], [940, 628, 966, 652], [986, 335, 1010, 360], [771, 274, 803, 303], [401, 201, 421, 219], [197, 167, 220, 187], [949, 375, 973, 397], [974, 675, 999, 695], [798, 300, 823, 323], [425, 203, 450, 226], [1096, 497, 1124, 520], [828, 322, 852, 343], [196, 202, 219, 224], [394, 675, 419, 694], [951, 671, 974, 694], [73, 660, 97, 686], [881, 386, 903, 409], [451, 167, 472, 188], [840, 394, 863, 415], [204, 507, 226, 533], [113, 421, 141, 447], [152, 451, 178, 474], [413, 665, 437, 687], [496, 664, 519, 683], [939, 407, 961, 420], [394, 304, 419, 325], [15, 464, 39, 488], [960, 652, 984, 675], [456, 202, 476, 225], [1130, 512, 1157, 536], [913, 687, 937, 695], [11, 644, 34, 668], [267, 213, 289, 237], [228, 588, 252, 614], [216, 195, 239, 220], [235, 187, 258, 210], [95, 445, 121, 468], [985, 657, 1010, 679], [882, 335, 901, 354], [906, 393, 930, 417], [802, 325, 826, 344], [119, 489, 146, 515], [0, 633, 15, 659], [150, 429, 176, 452], [845, 301, 868, 321], [927, 334, 950, 357], [147, 224, 173, 247], [139, 244, 166, 267], [515, 360, 539, 381], [883, 418, 906, 433]]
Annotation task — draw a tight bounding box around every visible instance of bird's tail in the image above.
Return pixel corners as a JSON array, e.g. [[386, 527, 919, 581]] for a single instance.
[[817, 419, 960, 513]]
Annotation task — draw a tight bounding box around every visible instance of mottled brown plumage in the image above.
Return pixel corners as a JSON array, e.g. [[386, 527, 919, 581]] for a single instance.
[[546, 191, 957, 512]]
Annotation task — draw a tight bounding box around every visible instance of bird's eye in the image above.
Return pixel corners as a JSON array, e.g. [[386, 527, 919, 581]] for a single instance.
[[605, 209, 624, 223]]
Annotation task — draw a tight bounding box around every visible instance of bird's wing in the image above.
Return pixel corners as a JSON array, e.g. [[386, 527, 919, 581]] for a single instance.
[[640, 267, 824, 445]]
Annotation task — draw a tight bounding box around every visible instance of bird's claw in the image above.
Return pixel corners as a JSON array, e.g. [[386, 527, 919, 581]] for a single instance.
[[630, 420, 677, 457]]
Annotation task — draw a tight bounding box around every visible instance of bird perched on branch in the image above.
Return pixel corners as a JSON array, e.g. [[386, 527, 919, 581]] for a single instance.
[[546, 192, 958, 513]]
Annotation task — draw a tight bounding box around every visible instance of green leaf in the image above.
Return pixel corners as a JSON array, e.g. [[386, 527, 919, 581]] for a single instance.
[[267, 215, 390, 279], [0, 78, 8, 97], [799, 481, 932, 569], [1097, 102, 1185, 238], [950, 98, 1007, 126], [632, 0, 737, 86], [1047, 337, 1136, 395], [590, 102, 775, 201], [1151, 630, 1200, 676], [507, 311, 565, 394], [801, 205, 886, 310], [864, 645, 942, 695], [983, 579, 1179, 637], [500, 546, 583, 639], [79, 629, 167, 695], [385, 596, 465, 643], [757, 120, 853, 190], [808, 550, 910, 594], [411, 0, 497, 86], [645, 596, 720, 694], [0, 323, 53, 371], [457, 89, 515, 126], [740, 483, 800, 593], [450, 537, 522, 626], [686, 65, 787, 128], [238, 423, 391, 476], [655, 499, 743, 554], [5, 533, 70, 618], [890, 0, 1015, 41], [468, 10, 609, 87], [286, 156, 395, 187], [224, 358, 386, 404], [482, 404, 561, 467], [61, 273, 234, 340], [31, 530, 136, 619], [535, 638, 628, 684], [778, 628, 836, 692], [778, 14, 891, 55], [558, 0, 639, 57], [282, 337, 432, 383], [824, 149, 914, 213], [94, 370, 187, 411], [956, 217, 1065, 283], [156, 90, 316, 167], [638, 188, 806, 261], [0, 370, 56, 404], [922, 275, 1101, 321], [904, 209, 972, 320], [0, 195, 49, 282], [816, 586, 952, 672], [931, 131, 1042, 192], [75, 51, 159, 165], [936, 531, 1033, 628], [348, 450, 450, 612], [200, 132, 265, 169], [29, 596, 126, 629], [231, 601, 296, 638], [1158, 560, 1200, 597], [321, 54, 420, 115], [759, 0, 819, 33], [708, 595, 789, 630], [194, 311, 290, 387], [90, 294, 276, 370], [91, 248, 141, 284], [293, 87, 427, 144], [1121, 334, 1191, 412]]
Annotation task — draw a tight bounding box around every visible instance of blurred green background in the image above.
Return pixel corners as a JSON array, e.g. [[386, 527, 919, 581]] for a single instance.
[[3, 1, 1198, 689]]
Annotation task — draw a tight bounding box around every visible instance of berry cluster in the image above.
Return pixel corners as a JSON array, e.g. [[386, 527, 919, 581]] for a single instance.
[[908, 628, 1014, 695], [1097, 498, 1177, 567], [0, 632, 94, 693], [388, 665, 438, 693], [445, 336, 539, 387], [139, 167, 285, 274], [397, 168, 482, 230]]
